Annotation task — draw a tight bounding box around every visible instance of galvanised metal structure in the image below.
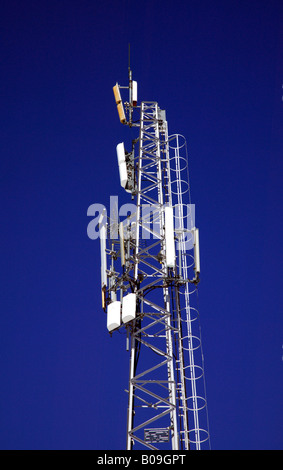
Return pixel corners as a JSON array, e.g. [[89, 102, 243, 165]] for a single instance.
[[100, 66, 210, 450]]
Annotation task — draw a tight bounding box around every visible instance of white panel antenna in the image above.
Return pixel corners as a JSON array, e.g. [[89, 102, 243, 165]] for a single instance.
[[193, 227, 200, 275], [122, 293, 136, 324], [165, 206, 175, 268], [107, 300, 121, 332], [116, 142, 128, 189], [132, 80, 137, 106]]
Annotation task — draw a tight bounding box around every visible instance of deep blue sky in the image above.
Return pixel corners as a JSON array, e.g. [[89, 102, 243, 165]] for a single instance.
[[0, 0, 282, 450]]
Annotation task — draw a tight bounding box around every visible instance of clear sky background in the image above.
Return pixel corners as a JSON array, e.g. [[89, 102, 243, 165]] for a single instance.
[[0, 0, 282, 450]]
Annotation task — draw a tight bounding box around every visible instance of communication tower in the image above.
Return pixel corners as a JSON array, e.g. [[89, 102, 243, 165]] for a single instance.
[[99, 62, 210, 450]]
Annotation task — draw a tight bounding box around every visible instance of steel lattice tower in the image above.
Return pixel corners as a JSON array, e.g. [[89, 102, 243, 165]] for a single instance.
[[99, 67, 210, 450]]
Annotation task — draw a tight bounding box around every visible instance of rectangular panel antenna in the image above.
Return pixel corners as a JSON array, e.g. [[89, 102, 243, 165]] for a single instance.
[[122, 293, 136, 324], [132, 81, 137, 106], [116, 142, 128, 188], [107, 301, 121, 332], [193, 227, 200, 274], [165, 206, 175, 268]]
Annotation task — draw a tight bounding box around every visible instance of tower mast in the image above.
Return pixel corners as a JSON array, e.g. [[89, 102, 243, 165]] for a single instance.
[[101, 65, 210, 450]]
